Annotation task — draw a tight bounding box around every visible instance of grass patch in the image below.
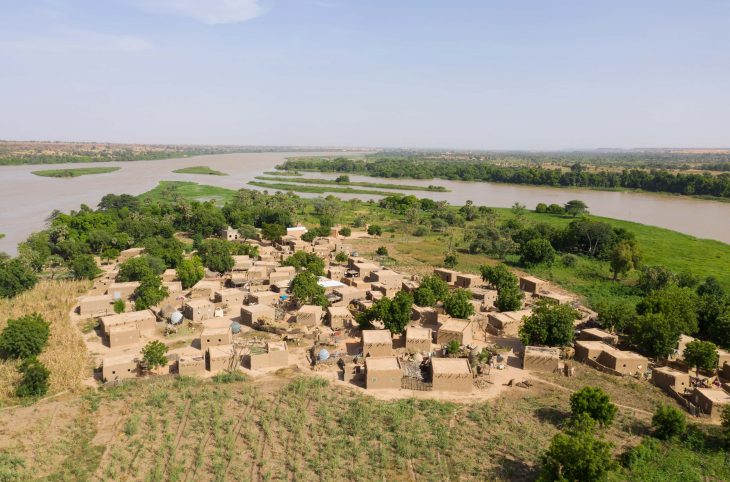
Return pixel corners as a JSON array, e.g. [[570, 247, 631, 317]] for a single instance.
[[138, 181, 236, 204], [248, 180, 397, 196], [31, 167, 120, 178], [172, 165, 227, 176], [255, 175, 449, 192], [264, 170, 303, 176]]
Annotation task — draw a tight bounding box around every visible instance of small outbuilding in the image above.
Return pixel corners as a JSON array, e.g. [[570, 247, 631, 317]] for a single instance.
[[178, 352, 206, 376], [596, 346, 648, 376], [455, 273, 482, 289], [107, 282, 140, 301], [241, 304, 276, 326], [189, 279, 220, 300], [652, 366, 691, 392], [430, 358, 473, 393], [200, 326, 232, 351], [207, 344, 236, 373], [326, 306, 353, 329], [519, 276, 545, 293], [523, 346, 561, 372], [405, 326, 432, 353], [579, 328, 619, 345], [296, 305, 323, 326], [248, 341, 289, 370], [183, 299, 215, 322], [248, 290, 281, 306], [78, 295, 114, 317], [102, 352, 139, 382], [434, 268, 458, 285], [107, 325, 140, 348], [436, 318, 474, 346], [692, 387, 730, 421], [365, 357, 402, 390], [361, 329, 393, 357], [214, 288, 246, 306]]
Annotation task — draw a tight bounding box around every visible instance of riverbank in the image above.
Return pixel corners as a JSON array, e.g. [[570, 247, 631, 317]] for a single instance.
[[254, 175, 449, 192], [172, 165, 227, 176], [31, 167, 121, 178], [248, 180, 402, 196]]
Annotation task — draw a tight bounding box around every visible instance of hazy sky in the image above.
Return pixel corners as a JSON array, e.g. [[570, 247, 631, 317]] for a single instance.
[[2, 0, 729, 149]]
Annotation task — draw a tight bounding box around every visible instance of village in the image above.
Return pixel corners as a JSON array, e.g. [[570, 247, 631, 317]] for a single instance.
[[73, 224, 730, 420]]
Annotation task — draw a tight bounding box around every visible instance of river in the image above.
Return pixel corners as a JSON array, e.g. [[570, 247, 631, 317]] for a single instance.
[[1, 151, 729, 255]]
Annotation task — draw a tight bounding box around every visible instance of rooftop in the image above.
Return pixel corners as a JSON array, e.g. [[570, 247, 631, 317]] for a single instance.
[[362, 329, 392, 344], [365, 357, 401, 371], [242, 304, 274, 313], [298, 304, 323, 314], [581, 327, 615, 337], [406, 326, 431, 340], [317, 277, 346, 289], [695, 387, 730, 403], [102, 352, 139, 365], [201, 326, 230, 336], [185, 298, 214, 308], [524, 346, 561, 358], [438, 318, 471, 332], [208, 344, 235, 358], [267, 341, 287, 352], [431, 357, 471, 375], [327, 306, 351, 316], [100, 310, 155, 323]]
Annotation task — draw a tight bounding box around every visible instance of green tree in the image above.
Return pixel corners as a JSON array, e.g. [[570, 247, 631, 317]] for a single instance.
[[133, 275, 169, 310], [538, 417, 615, 482], [176, 256, 205, 290], [535, 203, 548, 213], [446, 340, 461, 354], [101, 247, 120, 264], [291, 271, 328, 307], [357, 291, 413, 334], [637, 265, 676, 294], [117, 255, 166, 282], [569, 386, 617, 427], [141, 340, 168, 371], [338, 227, 351, 237], [479, 263, 517, 290], [367, 225, 382, 236], [495, 284, 523, 312], [443, 288, 475, 319], [443, 253, 458, 269], [594, 300, 636, 333], [198, 239, 234, 275], [651, 405, 686, 440], [0, 259, 38, 298], [0, 314, 50, 360], [564, 199, 589, 217], [237, 224, 258, 241], [261, 223, 286, 242], [636, 285, 699, 336], [335, 175, 350, 183], [113, 298, 126, 314], [334, 251, 348, 264], [708, 312, 730, 349], [610, 239, 642, 280], [519, 299, 578, 347], [68, 254, 101, 280], [413, 286, 437, 307], [721, 405, 730, 444], [420, 275, 449, 301], [376, 246, 389, 256], [15, 357, 50, 398], [519, 238, 556, 266], [628, 312, 681, 359], [283, 251, 325, 276], [683, 340, 719, 375]]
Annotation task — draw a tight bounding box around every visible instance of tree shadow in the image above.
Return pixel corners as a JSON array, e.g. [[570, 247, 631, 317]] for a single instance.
[[492, 454, 540, 481], [534, 406, 570, 428]]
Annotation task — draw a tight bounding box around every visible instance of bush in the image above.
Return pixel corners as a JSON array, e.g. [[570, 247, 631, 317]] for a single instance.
[[519, 299, 578, 347], [620, 437, 661, 468], [16, 357, 50, 398], [376, 246, 389, 256], [113, 299, 126, 314], [519, 238, 556, 266], [0, 259, 38, 298], [68, 254, 101, 280], [446, 340, 461, 354], [367, 225, 383, 236], [413, 286, 437, 307], [561, 254, 578, 267], [212, 371, 248, 384], [569, 386, 617, 427], [443, 288, 475, 319], [413, 226, 428, 237], [652, 404, 686, 440], [0, 313, 50, 360], [539, 418, 615, 481], [338, 227, 351, 237], [334, 251, 348, 264], [535, 202, 548, 213], [141, 340, 168, 370]]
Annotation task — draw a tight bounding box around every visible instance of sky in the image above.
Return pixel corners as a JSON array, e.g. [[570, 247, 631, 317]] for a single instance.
[[1, 0, 729, 150]]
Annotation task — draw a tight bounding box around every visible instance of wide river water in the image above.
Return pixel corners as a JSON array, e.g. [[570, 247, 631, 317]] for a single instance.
[[1, 151, 729, 254]]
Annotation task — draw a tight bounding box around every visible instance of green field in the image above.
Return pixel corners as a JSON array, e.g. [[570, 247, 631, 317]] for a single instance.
[[31, 167, 121, 178], [255, 175, 449, 192], [138, 181, 236, 204], [248, 180, 400, 196], [172, 165, 227, 176]]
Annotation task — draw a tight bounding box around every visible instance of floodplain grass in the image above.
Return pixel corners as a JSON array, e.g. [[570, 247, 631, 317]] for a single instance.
[[263, 170, 303, 176], [255, 175, 450, 192], [248, 180, 399, 196], [172, 165, 227, 176], [31, 166, 120, 178], [138, 181, 236, 204]]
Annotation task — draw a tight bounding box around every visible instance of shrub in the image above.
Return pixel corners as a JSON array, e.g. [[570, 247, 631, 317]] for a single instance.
[[367, 225, 382, 236], [0, 313, 50, 359], [338, 227, 351, 237], [376, 246, 389, 256], [446, 340, 461, 354], [443, 288, 475, 319], [519, 299, 578, 347], [569, 386, 617, 427], [16, 357, 50, 398], [334, 251, 348, 264], [561, 254, 578, 267], [413, 226, 428, 237], [68, 254, 101, 280], [535, 202, 548, 213], [539, 420, 615, 481], [113, 299, 126, 314], [0, 259, 38, 298], [519, 238, 556, 266], [141, 340, 168, 371], [652, 404, 686, 440]]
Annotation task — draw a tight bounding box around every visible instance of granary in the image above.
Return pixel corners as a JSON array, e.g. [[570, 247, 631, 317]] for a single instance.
[[574, 340, 608, 363], [430, 358, 473, 392], [207, 344, 236, 373], [326, 306, 353, 329], [214, 288, 246, 306], [406, 326, 432, 353], [362, 329, 393, 357], [437, 318, 474, 346], [102, 352, 139, 382], [412, 306, 438, 325], [248, 341, 289, 370], [78, 294, 114, 317], [692, 387, 730, 421], [455, 273, 482, 289], [296, 305, 323, 326], [232, 255, 252, 271], [652, 366, 691, 392], [365, 357, 402, 390], [579, 328, 619, 345], [183, 299, 215, 322], [189, 279, 220, 299], [241, 304, 276, 326], [534, 291, 574, 305], [107, 325, 140, 348], [434, 268, 458, 285], [333, 286, 367, 307], [248, 290, 281, 306], [519, 275, 545, 294], [596, 346, 648, 376], [100, 310, 157, 335], [200, 326, 232, 351], [107, 281, 140, 301], [370, 269, 403, 288], [178, 352, 206, 376], [161, 269, 178, 282], [287, 225, 308, 239], [523, 346, 561, 372], [118, 247, 145, 262], [222, 226, 240, 241]]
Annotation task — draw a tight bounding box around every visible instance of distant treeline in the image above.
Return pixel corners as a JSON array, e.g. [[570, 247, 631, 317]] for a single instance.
[[0, 148, 228, 166], [278, 158, 730, 198]]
